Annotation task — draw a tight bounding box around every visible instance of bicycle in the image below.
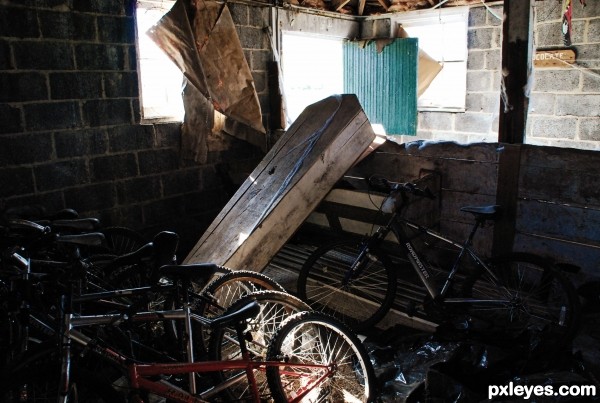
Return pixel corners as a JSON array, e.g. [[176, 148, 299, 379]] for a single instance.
[[2, 271, 375, 402], [297, 175, 580, 352]]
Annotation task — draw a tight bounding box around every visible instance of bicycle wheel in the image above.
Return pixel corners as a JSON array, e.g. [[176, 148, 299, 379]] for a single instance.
[[207, 290, 310, 402], [100, 226, 146, 256], [199, 270, 286, 317], [297, 239, 397, 331], [462, 252, 580, 352], [266, 311, 376, 403]]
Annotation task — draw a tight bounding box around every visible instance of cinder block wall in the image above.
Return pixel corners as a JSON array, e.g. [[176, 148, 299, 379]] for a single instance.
[[409, 1, 599, 149], [0, 0, 269, 252]]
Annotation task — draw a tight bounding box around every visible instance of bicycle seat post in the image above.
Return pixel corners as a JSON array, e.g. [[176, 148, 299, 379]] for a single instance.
[[180, 277, 197, 395]]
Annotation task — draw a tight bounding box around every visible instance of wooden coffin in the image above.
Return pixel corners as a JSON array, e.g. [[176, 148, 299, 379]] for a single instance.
[[184, 94, 376, 270]]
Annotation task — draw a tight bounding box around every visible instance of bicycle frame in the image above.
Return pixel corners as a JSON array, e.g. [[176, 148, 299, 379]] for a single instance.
[[355, 198, 511, 307], [59, 291, 333, 403]]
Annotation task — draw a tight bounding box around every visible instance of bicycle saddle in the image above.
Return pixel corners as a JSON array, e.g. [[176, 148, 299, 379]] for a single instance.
[[158, 263, 222, 283], [208, 300, 260, 329], [460, 205, 502, 220]]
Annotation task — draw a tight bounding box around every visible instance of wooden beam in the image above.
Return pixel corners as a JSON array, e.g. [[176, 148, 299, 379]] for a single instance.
[[498, 0, 534, 144], [492, 144, 522, 257]]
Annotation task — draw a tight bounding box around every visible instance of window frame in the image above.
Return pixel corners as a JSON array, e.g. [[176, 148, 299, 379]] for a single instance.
[[389, 6, 469, 112], [135, 0, 185, 123]]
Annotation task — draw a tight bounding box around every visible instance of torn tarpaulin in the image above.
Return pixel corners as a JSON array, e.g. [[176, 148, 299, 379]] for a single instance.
[[147, 0, 266, 153]]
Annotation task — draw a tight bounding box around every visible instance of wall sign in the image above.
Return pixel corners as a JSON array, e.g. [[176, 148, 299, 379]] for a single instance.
[[534, 49, 576, 68]]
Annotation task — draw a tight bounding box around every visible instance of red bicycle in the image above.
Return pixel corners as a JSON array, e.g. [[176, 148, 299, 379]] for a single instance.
[[2, 261, 376, 402]]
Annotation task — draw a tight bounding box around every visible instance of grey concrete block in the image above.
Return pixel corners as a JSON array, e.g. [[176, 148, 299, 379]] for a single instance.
[[535, 0, 562, 22], [98, 16, 135, 44], [13, 41, 74, 70], [108, 125, 154, 152], [0, 6, 40, 38], [252, 70, 267, 93], [162, 168, 202, 196], [34, 159, 89, 191], [104, 72, 139, 98], [248, 5, 269, 29], [570, 20, 586, 44], [485, 49, 501, 70], [466, 92, 500, 113], [556, 94, 600, 117], [38, 9, 96, 40], [0, 167, 34, 197], [468, 7, 487, 28], [527, 116, 577, 139], [117, 176, 162, 204], [75, 43, 126, 70], [528, 92, 556, 115], [533, 69, 581, 92], [24, 101, 81, 131], [468, 27, 495, 50], [0, 40, 11, 69], [485, 5, 503, 26], [582, 72, 600, 92], [251, 50, 270, 71], [82, 99, 133, 127], [91, 153, 138, 181], [0, 72, 48, 102], [138, 148, 180, 175], [0, 132, 53, 165], [455, 112, 495, 133], [535, 22, 564, 48], [73, 0, 123, 15], [55, 128, 108, 158], [155, 123, 180, 148], [467, 50, 485, 70], [588, 18, 600, 43], [0, 104, 22, 134], [238, 26, 267, 50], [467, 71, 492, 91], [50, 72, 103, 100], [579, 118, 600, 141], [228, 3, 248, 26], [64, 183, 117, 213], [580, 0, 600, 18], [417, 111, 453, 131]]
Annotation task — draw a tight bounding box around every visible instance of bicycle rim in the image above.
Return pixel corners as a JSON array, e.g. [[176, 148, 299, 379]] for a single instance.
[[464, 253, 580, 352], [266, 311, 375, 403], [298, 239, 397, 331], [207, 290, 310, 401]]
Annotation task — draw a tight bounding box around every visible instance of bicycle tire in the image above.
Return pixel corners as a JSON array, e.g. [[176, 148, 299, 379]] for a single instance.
[[100, 226, 146, 256], [207, 290, 311, 402], [266, 311, 376, 403], [297, 238, 397, 331], [199, 270, 286, 317], [462, 252, 580, 353]]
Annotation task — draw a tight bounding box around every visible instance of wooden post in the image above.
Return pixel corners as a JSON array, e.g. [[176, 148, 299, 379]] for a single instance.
[[498, 0, 534, 144], [493, 0, 534, 256]]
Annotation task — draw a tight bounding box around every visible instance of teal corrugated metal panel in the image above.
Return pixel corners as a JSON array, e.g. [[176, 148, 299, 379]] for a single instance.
[[343, 38, 418, 135]]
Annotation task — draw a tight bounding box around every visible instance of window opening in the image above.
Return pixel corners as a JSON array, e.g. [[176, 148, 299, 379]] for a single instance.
[[280, 33, 344, 125], [396, 7, 469, 111], [136, 0, 184, 122]]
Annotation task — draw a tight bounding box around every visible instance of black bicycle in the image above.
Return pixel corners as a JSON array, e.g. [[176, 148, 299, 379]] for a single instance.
[[297, 175, 580, 352]]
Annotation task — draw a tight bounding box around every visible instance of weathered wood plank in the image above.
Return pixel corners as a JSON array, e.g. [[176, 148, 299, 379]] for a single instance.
[[516, 200, 600, 246], [513, 233, 600, 280], [184, 95, 376, 270]]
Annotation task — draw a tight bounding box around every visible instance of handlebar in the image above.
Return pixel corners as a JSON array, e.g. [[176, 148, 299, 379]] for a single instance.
[[368, 175, 436, 200]]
